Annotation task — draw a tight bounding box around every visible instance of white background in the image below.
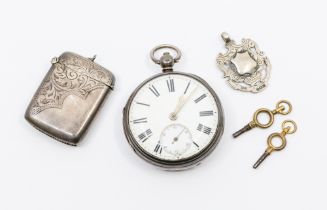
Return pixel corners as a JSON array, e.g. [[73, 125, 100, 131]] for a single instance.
[[0, 0, 326, 209]]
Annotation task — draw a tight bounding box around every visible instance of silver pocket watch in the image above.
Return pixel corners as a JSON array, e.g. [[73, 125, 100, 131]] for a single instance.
[[123, 45, 224, 170]]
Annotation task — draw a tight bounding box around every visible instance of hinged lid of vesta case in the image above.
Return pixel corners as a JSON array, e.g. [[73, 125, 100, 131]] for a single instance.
[[25, 52, 115, 146]]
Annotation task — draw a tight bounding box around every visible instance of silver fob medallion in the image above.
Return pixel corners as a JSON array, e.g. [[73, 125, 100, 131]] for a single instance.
[[216, 32, 271, 93]]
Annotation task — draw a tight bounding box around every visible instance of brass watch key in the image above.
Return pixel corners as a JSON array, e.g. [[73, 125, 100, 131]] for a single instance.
[[253, 120, 297, 169], [233, 100, 292, 138]]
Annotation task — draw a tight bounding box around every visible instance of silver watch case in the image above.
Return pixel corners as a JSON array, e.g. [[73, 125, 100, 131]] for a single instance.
[[123, 71, 224, 170]]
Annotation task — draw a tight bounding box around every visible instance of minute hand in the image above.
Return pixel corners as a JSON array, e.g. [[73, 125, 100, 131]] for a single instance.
[[170, 86, 198, 120]]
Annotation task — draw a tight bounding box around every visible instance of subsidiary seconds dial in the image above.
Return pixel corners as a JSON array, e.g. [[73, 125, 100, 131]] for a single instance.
[[123, 45, 224, 170]]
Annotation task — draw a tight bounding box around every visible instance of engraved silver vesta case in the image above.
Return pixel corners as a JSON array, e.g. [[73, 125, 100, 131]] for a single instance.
[[25, 52, 115, 145], [217, 32, 271, 93], [123, 45, 224, 170]]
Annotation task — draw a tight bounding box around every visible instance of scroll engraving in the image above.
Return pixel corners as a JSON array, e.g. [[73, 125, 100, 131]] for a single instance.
[[217, 38, 270, 93], [30, 53, 112, 115]]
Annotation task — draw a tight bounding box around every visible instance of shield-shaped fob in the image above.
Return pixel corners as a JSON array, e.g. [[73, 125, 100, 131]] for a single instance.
[[217, 32, 271, 93], [25, 52, 115, 146]]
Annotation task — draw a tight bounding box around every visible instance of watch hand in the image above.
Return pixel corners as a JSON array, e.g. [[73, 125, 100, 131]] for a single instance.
[[170, 86, 198, 120], [172, 128, 185, 144]]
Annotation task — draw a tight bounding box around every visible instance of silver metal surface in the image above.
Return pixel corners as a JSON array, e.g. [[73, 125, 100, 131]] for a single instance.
[[150, 44, 181, 72], [123, 45, 224, 170], [150, 44, 181, 64], [123, 72, 224, 171], [217, 32, 271, 93], [25, 52, 115, 145]]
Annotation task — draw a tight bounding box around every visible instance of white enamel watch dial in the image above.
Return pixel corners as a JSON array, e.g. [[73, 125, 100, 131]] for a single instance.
[[127, 73, 220, 160], [160, 124, 193, 157], [123, 45, 224, 170]]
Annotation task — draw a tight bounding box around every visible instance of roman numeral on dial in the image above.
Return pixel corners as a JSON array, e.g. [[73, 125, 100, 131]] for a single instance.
[[184, 81, 191, 94], [193, 141, 199, 148], [197, 123, 212, 135], [166, 78, 175, 92], [203, 127, 212, 135], [136, 102, 150, 107], [138, 129, 152, 142], [200, 111, 214, 117], [154, 143, 162, 154], [149, 85, 160, 97], [194, 94, 207, 103], [132, 117, 147, 124]]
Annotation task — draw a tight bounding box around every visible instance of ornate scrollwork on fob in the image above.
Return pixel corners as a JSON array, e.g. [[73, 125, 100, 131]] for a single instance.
[[217, 32, 271, 93], [30, 53, 112, 115]]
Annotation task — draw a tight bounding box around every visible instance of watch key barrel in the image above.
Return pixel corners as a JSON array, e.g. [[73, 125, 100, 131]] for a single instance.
[[233, 124, 252, 138]]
